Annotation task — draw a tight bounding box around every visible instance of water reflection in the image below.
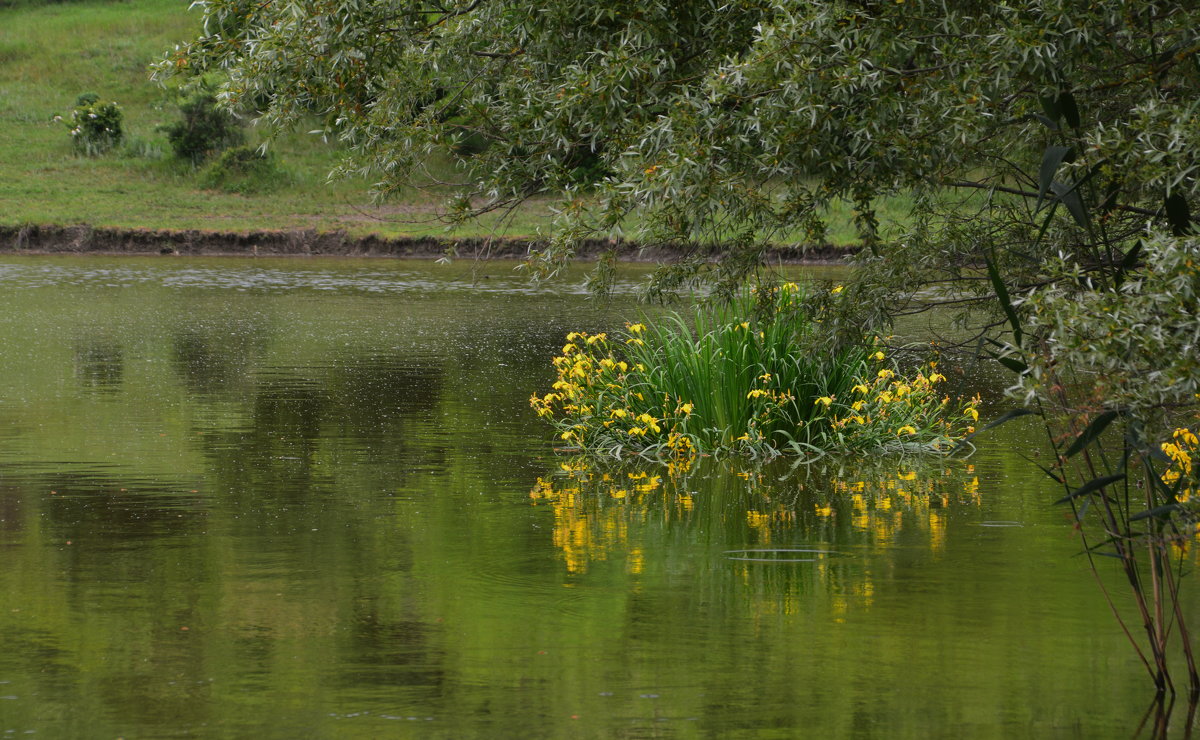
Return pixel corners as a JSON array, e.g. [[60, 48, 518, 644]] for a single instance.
[[170, 319, 267, 397], [528, 456, 987, 630], [73, 334, 124, 392], [0, 256, 1192, 738]]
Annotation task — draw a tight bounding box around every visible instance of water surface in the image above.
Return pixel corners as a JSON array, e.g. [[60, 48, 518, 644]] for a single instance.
[[0, 256, 1190, 738]]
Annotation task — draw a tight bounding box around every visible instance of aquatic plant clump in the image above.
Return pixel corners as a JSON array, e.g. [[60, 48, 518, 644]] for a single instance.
[[531, 284, 978, 459]]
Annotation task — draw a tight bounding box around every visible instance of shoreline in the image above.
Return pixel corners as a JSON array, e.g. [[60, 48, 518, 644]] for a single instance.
[[0, 224, 857, 264]]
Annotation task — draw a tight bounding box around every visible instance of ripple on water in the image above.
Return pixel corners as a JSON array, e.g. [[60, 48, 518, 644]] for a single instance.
[[0, 261, 656, 296], [723, 548, 849, 563]]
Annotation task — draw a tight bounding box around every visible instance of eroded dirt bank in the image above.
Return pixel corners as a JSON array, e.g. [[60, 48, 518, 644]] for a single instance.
[[0, 224, 855, 263]]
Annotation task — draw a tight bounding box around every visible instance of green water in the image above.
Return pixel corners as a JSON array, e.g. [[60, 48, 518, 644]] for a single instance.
[[0, 256, 1191, 738]]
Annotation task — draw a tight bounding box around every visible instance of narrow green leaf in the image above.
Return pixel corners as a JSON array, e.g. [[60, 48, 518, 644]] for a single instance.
[[1039, 94, 1061, 124], [995, 355, 1028, 374], [1059, 90, 1081, 129], [1037, 145, 1074, 211], [1064, 410, 1119, 458], [951, 408, 1036, 451], [1113, 240, 1142, 290], [1054, 473, 1125, 505], [984, 253, 1022, 347], [981, 408, 1037, 431], [1032, 113, 1060, 131], [1033, 200, 1059, 247], [1130, 503, 1183, 522], [1031, 461, 1064, 485], [1165, 193, 1193, 236], [1050, 181, 1090, 230]]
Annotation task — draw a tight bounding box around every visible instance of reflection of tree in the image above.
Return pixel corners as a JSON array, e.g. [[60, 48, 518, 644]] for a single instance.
[[73, 335, 123, 392], [188, 356, 448, 533], [0, 483, 25, 536], [335, 607, 446, 693], [35, 474, 206, 547], [322, 353, 445, 443], [169, 320, 266, 397]]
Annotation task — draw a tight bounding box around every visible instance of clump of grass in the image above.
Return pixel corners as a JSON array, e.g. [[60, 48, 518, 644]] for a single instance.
[[531, 281, 978, 459]]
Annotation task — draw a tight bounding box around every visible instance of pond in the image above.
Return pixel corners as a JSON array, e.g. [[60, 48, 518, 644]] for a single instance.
[[0, 255, 1192, 738]]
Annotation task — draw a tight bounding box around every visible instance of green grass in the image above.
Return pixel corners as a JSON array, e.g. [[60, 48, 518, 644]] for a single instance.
[[0, 0, 903, 244], [0, 0, 554, 237], [621, 286, 869, 451]]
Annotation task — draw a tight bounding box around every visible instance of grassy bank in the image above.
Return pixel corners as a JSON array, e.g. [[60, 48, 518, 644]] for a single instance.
[[0, 0, 900, 245]]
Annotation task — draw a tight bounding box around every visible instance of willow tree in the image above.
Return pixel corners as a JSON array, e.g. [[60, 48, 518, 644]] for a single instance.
[[161, 1, 1200, 694]]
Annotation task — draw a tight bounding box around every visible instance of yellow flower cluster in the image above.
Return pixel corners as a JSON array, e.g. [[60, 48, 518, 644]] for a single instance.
[[826, 358, 978, 449], [530, 328, 697, 458], [1162, 427, 1198, 501]]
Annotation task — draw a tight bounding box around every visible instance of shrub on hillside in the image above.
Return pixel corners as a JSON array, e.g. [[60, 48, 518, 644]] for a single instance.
[[57, 92, 123, 156], [162, 89, 243, 164]]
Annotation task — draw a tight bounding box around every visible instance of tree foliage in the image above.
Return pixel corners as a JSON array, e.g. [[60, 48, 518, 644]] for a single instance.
[[158, 0, 1200, 400], [161, 0, 1200, 694]]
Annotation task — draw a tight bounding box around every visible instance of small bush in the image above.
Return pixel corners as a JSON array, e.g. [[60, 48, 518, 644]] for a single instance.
[[198, 145, 287, 193], [57, 92, 123, 155], [531, 282, 978, 459], [162, 89, 243, 163]]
